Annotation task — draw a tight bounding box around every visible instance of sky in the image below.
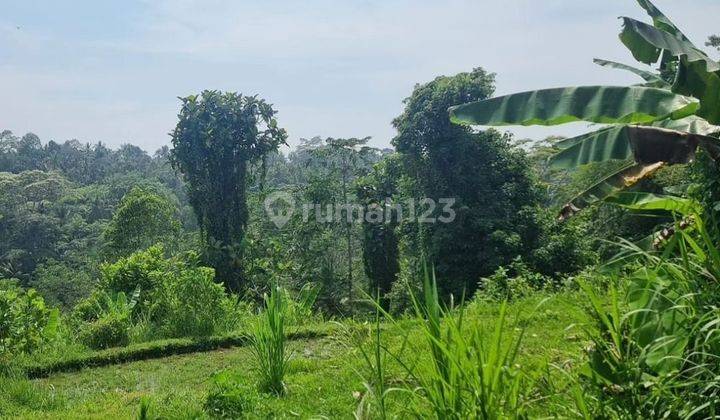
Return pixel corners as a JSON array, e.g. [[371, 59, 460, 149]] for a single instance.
[[1, 0, 719, 152]]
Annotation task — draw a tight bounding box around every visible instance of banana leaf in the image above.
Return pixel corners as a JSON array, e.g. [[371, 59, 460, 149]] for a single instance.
[[558, 162, 665, 220], [652, 115, 720, 135], [673, 57, 720, 124], [449, 86, 698, 127], [593, 58, 668, 88], [550, 125, 711, 169], [604, 192, 702, 215], [635, 0, 690, 43], [620, 17, 720, 73]]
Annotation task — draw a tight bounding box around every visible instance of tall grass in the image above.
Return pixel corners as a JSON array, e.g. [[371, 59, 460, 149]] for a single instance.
[[579, 203, 720, 417], [351, 266, 531, 419], [250, 284, 290, 395], [407, 268, 529, 419]]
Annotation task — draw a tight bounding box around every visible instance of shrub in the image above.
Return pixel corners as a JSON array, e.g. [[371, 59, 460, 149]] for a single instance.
[[80, 314, 130, 350], [0, 284, 58, 360], [477, 257, 554, 301], [204, 371, 257, 418], [530, 210, 596, 276], [154, 264, 230, 338], [76, 248, 242, 341], [74, 288, 140, 350], [71, 291, 107, 324], [71, 288, 139, 332], [385, 276, 421, 316], [100, 245, 168, 297]]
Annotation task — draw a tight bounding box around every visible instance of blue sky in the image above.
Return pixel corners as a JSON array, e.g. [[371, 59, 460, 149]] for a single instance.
[[2, 0, 719, 152]]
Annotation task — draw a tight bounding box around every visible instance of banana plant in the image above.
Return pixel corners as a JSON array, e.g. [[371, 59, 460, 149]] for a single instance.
[[449, 0, 720, 219]]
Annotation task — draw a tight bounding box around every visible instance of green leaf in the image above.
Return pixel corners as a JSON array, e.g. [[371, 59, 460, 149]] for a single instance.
[[449, 86, 698, 127], [558, 162, 664, 220], [673, 57, 720, 124], [652, 115, 720, 135], [634, 0, 690, 42], [550, 125, 706, 169], [554, 126, 614, 150], [604, 192, 702, 216], [620, 18, 720, 72], [619, 18, 661, 65], [551, 126, 632, 168], [593, 58, 668, 87]]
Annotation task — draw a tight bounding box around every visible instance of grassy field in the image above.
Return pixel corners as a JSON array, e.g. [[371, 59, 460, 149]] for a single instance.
[[1, 292, 593, 419]]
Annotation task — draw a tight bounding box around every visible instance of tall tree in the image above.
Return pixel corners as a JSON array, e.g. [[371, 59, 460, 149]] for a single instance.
[[356, 154, 401, 307], [310, 137, 376, 300], [392, 68, 543, 297], [170, 91, 287, 290]]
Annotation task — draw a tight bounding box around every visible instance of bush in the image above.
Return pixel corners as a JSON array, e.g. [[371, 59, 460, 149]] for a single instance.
[[100, 245, 168, 297], [477, 257, 554, 301], [204, 371, 257, 418], [154, 263, 231, 338], [385, 277, 420, 316], [73, 248, 242, 342], [70, 291, 106, 323], [530, 210, 596, 276], [80, 314, 130, 350], [0, 283, 58, 360]]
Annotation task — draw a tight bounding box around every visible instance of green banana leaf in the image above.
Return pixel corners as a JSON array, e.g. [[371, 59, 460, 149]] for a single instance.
[[550, 125, 711, 169], [620, 17, 720, 73], [673, 57, 720, 124], [604, 192, 702, 215], [558, 161, 665, 220], [554, 126, 615, 150], [593, 58, 668, 88], [449, 86, 698, 127], [551, 126, 631, 168], [619, 18, 661, 65], [635, 0, 690, 43], [653, 115, 720, 135]]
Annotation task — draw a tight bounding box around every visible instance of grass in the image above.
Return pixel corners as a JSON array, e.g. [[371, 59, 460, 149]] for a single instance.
[[250, 284, 290, 395], [0, 292, 593, 418], [13, 326, 331, 379]]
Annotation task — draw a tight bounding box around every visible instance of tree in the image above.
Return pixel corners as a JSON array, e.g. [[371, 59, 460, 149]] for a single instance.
[[104, 186, 181, 258], [356, 154, 401, 307], [392, 68, 543, 297], [170, 91, 287, 290], [450, 0, 720, 219], [0, 171, 69, 282], [707, 35, 720, 51], [310, 137, 377, 300]]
